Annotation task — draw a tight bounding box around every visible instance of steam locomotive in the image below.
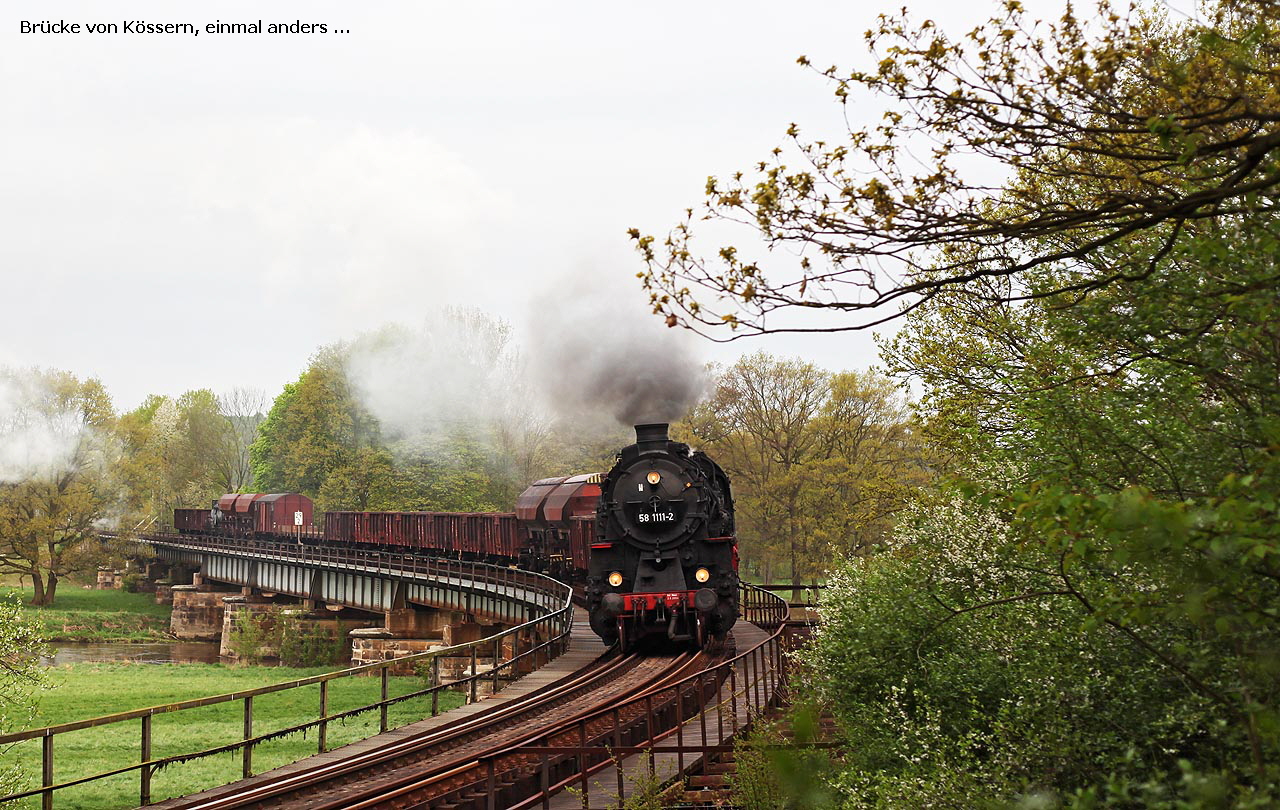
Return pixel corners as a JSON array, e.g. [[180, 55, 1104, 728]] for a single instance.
[[171, 423, 738, 650], [587, 423, 738, 649]]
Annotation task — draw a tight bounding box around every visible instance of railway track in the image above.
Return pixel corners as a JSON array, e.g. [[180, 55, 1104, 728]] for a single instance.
[[164, 641, 731, 809]]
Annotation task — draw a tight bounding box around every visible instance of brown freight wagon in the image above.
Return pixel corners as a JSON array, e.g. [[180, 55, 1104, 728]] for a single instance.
[[462, 512, 521, 559], [362, 512, 403, 547], [491, 513, 521, 559], [324, 512, 402, 547], [173, 508, 209, 534], [252, 493, 314, 536], [323, 511, 354, 546]]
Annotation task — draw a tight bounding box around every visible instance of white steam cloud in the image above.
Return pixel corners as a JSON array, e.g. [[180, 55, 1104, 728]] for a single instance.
[[345, 316, 519, 443], [0, 373, 99, 483]]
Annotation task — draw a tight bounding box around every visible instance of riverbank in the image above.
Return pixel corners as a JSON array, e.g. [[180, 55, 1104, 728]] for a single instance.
[[6, 661, 465, 808], [3, 586, 173, 642]]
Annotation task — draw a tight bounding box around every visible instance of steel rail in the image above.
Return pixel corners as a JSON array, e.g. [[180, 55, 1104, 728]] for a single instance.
[[168, 652, 650, 809], [300, 648, 723, 810]]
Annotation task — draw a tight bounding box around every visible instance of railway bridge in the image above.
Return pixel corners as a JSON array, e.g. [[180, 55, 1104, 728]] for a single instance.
[[136, 533, 560, 666]]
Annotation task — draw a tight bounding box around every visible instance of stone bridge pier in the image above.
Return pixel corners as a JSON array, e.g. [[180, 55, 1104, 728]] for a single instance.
[[350, 603, 510, 683], [169, 584, 239, 641], [169, 580, 505, 673]]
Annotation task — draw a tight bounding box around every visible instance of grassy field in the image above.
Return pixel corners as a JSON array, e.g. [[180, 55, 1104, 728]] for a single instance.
[[2, 587, 173, 642], [3, 661, 467, 808]]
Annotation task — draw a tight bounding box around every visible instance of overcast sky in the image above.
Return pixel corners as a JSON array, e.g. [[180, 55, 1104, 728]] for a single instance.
[[3, 0, 1075, 412]]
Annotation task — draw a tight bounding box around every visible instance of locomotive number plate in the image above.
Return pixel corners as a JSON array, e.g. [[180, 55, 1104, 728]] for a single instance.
[[623, 500, 688, 534], [637, 511, 677, 524]]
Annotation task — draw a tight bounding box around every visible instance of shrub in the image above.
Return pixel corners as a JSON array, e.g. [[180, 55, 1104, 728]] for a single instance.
[[225, 607, 349, 668], [796, 494, 1261, 807], [730, 706, 838, 809]]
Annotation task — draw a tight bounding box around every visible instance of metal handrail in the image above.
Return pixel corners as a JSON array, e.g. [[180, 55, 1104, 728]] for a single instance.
[[0, 551, 573, 809], [485, 582, 793, 809]]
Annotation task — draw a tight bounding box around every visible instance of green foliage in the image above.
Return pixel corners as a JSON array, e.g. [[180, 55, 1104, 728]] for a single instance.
[[0, 592, 48, 799], [873, 219, 1280, 800], [730, 706, 839, 809], [682, 353, 929, 583], [223, 609, 272, 664], [276, 618, 347, 669], [250, 347, 378, 502], [801, 493, 1277, 806], [684, 0, 1280, 803], [225, 607, 349, 668], [116, 386, 258, 533]]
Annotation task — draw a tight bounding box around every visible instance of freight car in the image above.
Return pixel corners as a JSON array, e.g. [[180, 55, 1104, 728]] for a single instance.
[[175, 493, 315, 539], [323, 511, 524, 563], [174, 481, 598, 575], [515, 473, 603, 577], [585, 423, 738, 650]]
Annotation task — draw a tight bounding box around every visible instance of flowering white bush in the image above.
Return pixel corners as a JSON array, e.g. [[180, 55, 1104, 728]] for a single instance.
[[0, 593, 48, 799], [796, 488, 1234, 808]]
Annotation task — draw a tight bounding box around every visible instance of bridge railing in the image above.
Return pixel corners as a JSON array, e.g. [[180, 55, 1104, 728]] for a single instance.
[[0, 553, 573, 809], [482, 582, 794, 809], [139, 532, 567, 623]]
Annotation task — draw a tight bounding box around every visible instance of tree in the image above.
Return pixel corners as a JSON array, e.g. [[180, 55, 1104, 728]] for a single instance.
[[634, 0, 1280, 798], [216, 387, 266, 493], [874, 221, 1280, 791], [0, 369, 116, 606], [683, 353, 925, 586], [117, 388, 248, 530], [250, 346, 384, 506], [631, 0, 1280, 339], [799, 370, 930, 557], [684, 353, 828, 584]]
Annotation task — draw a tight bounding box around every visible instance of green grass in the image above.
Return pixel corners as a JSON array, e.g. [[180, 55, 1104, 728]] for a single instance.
[[3, 662, 467, 808], [2, 587, 173, 642]]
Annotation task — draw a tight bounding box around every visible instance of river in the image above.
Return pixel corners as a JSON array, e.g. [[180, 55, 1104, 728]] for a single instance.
[[44, 641, 223, 666]]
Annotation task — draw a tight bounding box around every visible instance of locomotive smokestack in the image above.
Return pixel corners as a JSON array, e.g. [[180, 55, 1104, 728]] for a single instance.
[[635, 423, 670, 450]]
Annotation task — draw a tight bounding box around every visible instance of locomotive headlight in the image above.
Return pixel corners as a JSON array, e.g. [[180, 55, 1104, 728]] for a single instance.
[[608, 571, 624, 587], [695, 567, 711, 583], [646, 471, 661, 486]]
